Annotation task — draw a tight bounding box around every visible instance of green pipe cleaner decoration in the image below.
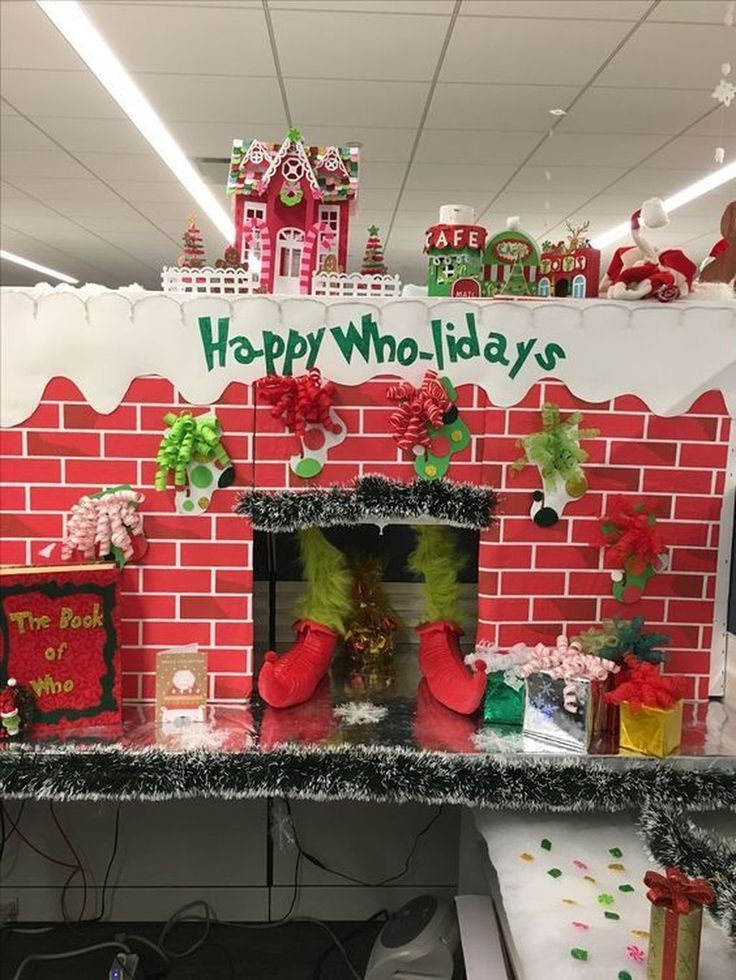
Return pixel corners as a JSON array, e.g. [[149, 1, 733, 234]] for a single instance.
[[155, 411, 230, 491], [408, 524, 467, 624], [295, 527, 353, 633], [576, 617, 669, 665], [512, 402, 599, 495]]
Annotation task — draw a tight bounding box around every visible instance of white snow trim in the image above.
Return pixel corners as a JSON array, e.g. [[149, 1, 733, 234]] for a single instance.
[[1, 290, 735, 426], [465, 642, 534, 674], [640, 197, 668, 229], [333, 701, 388, 725], [471, 727, 524, 754]]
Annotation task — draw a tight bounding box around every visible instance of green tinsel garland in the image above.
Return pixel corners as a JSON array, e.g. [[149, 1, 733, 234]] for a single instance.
[[155, 411, 230, 490], [512, 402, 599, 496], [638, 797, 736, 942], [236, 476, 498, 532], [1, 742, 734, 813]]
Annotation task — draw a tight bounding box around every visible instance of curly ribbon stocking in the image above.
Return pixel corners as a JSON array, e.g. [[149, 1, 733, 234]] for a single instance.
[[387, 371, 450, 453], [62, 488, 145, 566], [155, 412, 231, 491], [256, 369, 341, 438]]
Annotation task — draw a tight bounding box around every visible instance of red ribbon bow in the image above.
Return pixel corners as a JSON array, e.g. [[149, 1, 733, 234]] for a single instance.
[[387, 371, 450, 452], [256, 369, 340, 438], [643, 867, 714, 915]]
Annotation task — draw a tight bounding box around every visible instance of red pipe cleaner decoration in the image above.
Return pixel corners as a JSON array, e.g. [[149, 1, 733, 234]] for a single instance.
[[644, 868, 714, 914], [604, 655, 685, 712], [386, 371, 450, 452], [256, 369, 340, 438], [596, 496, 665, 574]]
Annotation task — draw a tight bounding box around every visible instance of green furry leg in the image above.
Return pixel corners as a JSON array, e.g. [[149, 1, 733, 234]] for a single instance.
[[296, 527, 353, 634], [408, 524, 466, 625]]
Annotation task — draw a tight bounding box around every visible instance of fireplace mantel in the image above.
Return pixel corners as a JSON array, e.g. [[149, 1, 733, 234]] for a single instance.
[[2, 287, 735, 427]]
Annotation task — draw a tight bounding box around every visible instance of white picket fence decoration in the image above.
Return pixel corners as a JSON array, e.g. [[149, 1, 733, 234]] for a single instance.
[[311, 272, 402, 298], [161, 266, 260, 295]]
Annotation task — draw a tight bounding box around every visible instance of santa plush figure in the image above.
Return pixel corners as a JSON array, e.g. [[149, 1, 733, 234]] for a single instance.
[[600, 198, 697, 302], [0, 678, 21, 738]]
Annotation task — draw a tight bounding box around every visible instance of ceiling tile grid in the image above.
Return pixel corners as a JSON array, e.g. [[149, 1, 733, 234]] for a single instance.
[[1, 0, 734, 289]]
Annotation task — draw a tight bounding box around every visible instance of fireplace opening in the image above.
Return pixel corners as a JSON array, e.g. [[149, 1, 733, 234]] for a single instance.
[[253, 523, 480, 693]]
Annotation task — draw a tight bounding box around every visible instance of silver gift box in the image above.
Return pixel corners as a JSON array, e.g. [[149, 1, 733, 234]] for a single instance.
[[522, 673, 593, 753]]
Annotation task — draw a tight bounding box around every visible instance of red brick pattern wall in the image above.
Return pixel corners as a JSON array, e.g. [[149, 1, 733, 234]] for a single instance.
[[0, 378, 254, 703], [0, 377, 730, 703]]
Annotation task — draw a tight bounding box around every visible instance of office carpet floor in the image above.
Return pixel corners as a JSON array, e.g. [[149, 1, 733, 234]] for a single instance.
[[0, 919, 386, 980]]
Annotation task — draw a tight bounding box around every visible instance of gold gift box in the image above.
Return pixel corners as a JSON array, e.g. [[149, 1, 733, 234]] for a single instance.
[[619, 700, 683, 758]]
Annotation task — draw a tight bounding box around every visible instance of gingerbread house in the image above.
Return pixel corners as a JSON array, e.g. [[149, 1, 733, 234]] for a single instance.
[[227, 129, 359, 295]]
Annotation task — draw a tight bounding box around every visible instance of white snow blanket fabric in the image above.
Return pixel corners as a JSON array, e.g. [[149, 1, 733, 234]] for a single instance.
[[473, 810, 736, 980]]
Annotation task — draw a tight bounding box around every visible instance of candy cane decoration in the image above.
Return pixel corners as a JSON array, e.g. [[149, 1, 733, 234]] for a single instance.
[[242, 217, 272, 291], [300, 220, 335, 294]]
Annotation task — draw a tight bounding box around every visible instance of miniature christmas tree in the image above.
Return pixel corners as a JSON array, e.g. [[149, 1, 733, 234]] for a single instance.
[[361, 225, 388, 276], [178, 213, 206, 268]]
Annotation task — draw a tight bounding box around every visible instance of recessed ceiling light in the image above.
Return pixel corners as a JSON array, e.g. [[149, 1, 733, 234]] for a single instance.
[[548, 108, 567, 116], [591, 161, 736, 248], [0, 249, 79, 284], [37, 0, 234, 242]]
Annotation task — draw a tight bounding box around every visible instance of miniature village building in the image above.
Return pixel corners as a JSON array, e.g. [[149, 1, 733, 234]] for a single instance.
[[539, 245, 601, 298], [425, 223, 487, 297], [227, 129, 359, 295], [482, 219, 541, 297]]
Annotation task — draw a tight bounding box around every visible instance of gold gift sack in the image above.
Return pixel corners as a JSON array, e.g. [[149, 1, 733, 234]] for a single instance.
[[620, 700, 683, 757]]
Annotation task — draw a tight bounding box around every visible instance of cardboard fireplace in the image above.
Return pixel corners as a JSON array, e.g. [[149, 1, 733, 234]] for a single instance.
[[0, 290, 734, 715]]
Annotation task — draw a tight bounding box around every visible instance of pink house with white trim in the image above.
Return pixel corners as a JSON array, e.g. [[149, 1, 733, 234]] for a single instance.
[[227, 129, 359, 295]]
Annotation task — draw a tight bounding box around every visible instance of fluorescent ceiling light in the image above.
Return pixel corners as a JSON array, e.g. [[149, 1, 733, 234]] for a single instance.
[[591, 162, 736, 249], [0, 249, 79, 284], [37, 0, 234, 242]]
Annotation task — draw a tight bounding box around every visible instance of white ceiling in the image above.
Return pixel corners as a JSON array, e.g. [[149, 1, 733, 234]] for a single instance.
[[1, 0, 735, 288]]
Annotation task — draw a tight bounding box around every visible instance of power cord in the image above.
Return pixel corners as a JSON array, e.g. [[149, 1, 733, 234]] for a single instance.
[[286, 799, 444, 887], [11, 940, 131, 980], [312, 909, 388, 980]]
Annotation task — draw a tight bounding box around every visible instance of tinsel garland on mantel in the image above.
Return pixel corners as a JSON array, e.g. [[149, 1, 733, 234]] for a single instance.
[[235, 475, 498, 532], [0, 742, 734, 811]]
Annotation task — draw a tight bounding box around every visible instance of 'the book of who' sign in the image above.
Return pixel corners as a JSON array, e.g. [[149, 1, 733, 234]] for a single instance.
[[0, 563, 122, 733]]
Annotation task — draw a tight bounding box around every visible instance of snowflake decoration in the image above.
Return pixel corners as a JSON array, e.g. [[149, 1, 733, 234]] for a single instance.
[[712, 77, 736, 108], [333, 701, 388, 726]]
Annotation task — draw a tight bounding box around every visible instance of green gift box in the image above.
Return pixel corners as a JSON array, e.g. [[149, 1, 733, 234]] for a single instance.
[[483, 670, 525, 727]]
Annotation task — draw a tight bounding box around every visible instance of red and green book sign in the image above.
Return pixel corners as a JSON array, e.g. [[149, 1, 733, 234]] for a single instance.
[[0, 563, 122, 733]]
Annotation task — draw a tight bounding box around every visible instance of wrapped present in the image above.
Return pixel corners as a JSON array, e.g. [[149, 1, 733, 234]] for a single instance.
[[518, 635, 619, 752], [620, 701, 683, 757], [606, 656, 686, 757], [467, 642, 532, 728], [644, 867, 714, 979], [523, 672, 594, 751]]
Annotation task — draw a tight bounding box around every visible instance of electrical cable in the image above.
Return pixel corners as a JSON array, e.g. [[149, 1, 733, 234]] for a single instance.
[[88, 804, 121, 923], [0, 801, 77, 870], [49, 801, 88, 923], [287, 800, 444, 887], [11, 939, 130, 980], [313, 909, 388, 980]]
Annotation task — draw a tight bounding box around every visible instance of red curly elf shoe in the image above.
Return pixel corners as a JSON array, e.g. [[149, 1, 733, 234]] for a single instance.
[[258, 619, 338, 709], [416, 620, 486, 715]]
